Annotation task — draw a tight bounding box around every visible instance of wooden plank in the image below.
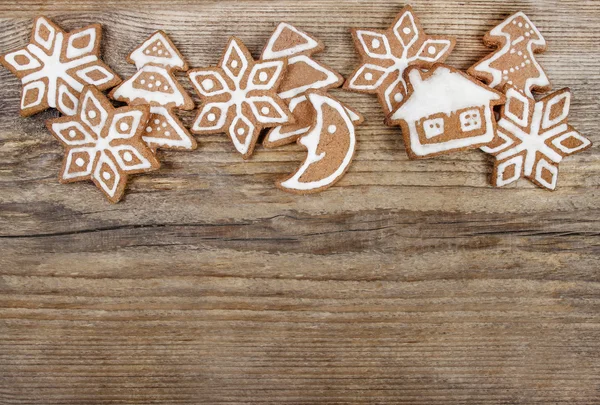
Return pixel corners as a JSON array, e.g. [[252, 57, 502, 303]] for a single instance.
[[0, 0, 599, 403]]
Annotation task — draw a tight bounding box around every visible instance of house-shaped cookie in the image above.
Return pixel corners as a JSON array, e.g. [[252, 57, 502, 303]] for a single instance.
[[387, 64, 505, 159]]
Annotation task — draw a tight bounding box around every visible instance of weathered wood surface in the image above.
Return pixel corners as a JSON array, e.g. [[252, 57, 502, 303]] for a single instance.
[[1, 0, 599, 403]]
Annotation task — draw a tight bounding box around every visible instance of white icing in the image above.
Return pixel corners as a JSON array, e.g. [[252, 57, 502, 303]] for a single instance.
[[228, 110, 255, 155], [34, 17, 56, 51], [21, 80, 45, 109], [63, 147, 95, 180], [93, 151, 120, 197], [109, 109, 144, 140], [266, 96, 363, 145], [503, 88, 530, 127], [129, 31, 185, 70], [66, 27, 96, 59], [356, 30, 392, 59], [391, 67, 501, 122], [222, 39, 248, 85], [277, 55, 341, 99], [496, 100, 565, 176], [279, 93, 357, 191], [4, 49, 41, 71], [51, 120, 95, 145], [7, 19, 116, 115], [57, 84, 78, 116], [80, 90, 108, 136], [113, 65, 185, 107], [551, 131, 591, 155], [262, 22, 320, 60], [534, 158, 558, 189], [246, 60, 284, 91], [473, 12, 548, 98], [348, 8, 453, 113], [542, 91, 570, 130], [390, 66, 501, 156], [142, 106, 194, 149], [393, 9, 418, 48], [495, 154, 523, 186]]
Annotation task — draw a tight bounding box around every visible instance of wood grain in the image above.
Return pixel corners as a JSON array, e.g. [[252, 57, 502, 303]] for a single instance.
[[1, 0, 599, 403]]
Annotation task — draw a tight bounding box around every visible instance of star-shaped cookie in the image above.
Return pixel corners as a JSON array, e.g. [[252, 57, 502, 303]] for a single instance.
[[188, 37, 293, 159], [344, 5, 456, 115], [46, 86, 160, 203], [485, 87, 592, 190], [1, 16, 121, 117]]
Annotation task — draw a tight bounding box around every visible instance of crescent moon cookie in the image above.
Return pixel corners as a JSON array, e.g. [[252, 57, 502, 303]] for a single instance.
[[486, 87, 591, 191], [277, 91, 364, 194], [344, 5, 456, 116], [468, 12, 550, 98], [188, 37, 294, 159], [109, 31, 197, 151], [46, 86, 160, 203], [387, 64, 505, 160], [1, 16, 121, 117], [261, 23, 344, 148]]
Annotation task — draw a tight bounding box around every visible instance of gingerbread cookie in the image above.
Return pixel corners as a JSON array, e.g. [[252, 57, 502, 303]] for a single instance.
[[344, 5, 455, 115], [261, 23, 344, 148], [1, 16, 121, 117], [387, 64, 505, 159], [468, 12, 550, 98], [485, 87, 591, 190], [277, 91, 364, 194], [188, 37, 293, 159], [46, 86, 160, 203], [109, 31, 196, 151]]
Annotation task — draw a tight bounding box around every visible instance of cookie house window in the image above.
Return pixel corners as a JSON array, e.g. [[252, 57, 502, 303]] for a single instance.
[[459, 109, 482, 132], [423, 117, 444, 139]]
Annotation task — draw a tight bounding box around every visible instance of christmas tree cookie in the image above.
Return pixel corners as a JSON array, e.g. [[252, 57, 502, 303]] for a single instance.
[[110, 31, 197, 151], [468, 12, 550, 98]]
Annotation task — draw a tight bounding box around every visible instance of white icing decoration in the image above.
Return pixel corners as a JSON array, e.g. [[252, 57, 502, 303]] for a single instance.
[[277, 55, 340, 99], [279, 93, 357, 191], [21, 80, 45, 109], [80, 90, 108, 136], [495, 154, 523, 186], [473, 12, 548, 98], [129, 31, 185, 70], [93, 151, 120, 197], [6, 18, 119, 116], [57, 84, 79, 116], [113, 65, 185, 107], [142, 106, 194, 149], [63, 147, 95, 180], [390, 66, 502, 156], [246, 60, 284, 91], [487, 89, 590, 190], [66, 27, 96, 59], [262, 22, 320, 59], [348, 8, 453, 114]]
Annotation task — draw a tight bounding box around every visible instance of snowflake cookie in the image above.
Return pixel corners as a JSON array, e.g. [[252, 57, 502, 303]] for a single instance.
[[46, 86, 160, 203], [188, 37, 294, 159], [1, 16, 121, 117], [468, 12, 550, 98], [344, 5, 455, 115], [261, 23, 344, 148], [485, 87, 592, 190], [110, 31, 197, 151], [277, 91, 364, 194]]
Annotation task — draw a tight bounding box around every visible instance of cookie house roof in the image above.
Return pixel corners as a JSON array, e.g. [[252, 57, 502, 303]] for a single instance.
[[390, 66, 502, 122]]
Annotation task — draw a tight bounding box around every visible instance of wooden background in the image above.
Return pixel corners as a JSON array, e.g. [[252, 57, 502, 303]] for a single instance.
[[1, 0, 599, 403]]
